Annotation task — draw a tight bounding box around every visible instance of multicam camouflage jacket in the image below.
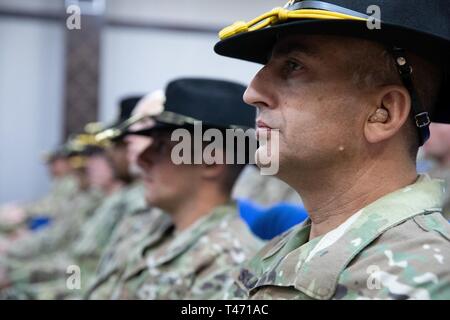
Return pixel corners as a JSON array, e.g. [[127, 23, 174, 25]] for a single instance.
[[72, 181, 147, 262], [0, 181, 148, 299], [0, 175, 80, 234], [85, 208, 172, 299], [226, 175, 450, 300], [23, 175, 80, 218], [4, 189, 103, 260], [87, 203, 263, 300]]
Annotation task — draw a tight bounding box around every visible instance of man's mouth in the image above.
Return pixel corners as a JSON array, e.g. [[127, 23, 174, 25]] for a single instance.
[[256, 119, 275, 140], [256, 120, 273, 130]]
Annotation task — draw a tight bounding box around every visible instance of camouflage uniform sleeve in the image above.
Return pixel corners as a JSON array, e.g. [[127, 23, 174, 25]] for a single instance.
[[5, 214, 82, 260], [185, 231, 260, 300], [0, 252, 72, 290], [72, 185, 146, 260], [337, 215, 450, 300], [94, 212, 145, 277], [185, 256, 239, 300], [4, 193, 99, 260], [71, 197, 125, 260], [23, 176, 79, 219]]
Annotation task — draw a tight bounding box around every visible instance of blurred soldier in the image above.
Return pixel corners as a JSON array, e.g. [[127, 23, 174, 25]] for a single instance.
[[86, 78, 262, 300], [423, 123, 450, 219], [215, 0, 450, 299], [28, 147, 79, 214], [44, 148, 74, 179], [0, 137, 105, 298], [69, 97, 148, 278], [0, 146, 79, 234], [92, 90, 171, 281], [0, 97, 148, 299], [0, 143, 104, 260]]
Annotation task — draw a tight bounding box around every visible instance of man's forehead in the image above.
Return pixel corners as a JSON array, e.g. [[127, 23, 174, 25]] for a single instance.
[[270, 34, 365, 60], [271, 35, 322, 58]]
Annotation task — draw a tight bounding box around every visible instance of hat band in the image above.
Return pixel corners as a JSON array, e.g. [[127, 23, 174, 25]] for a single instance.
[[155, 110, 199, 126], [219, 0, 368, 40], [156, 110, 252, 130], [286, 1, 369, 19], [95, 128, 121, 142], [95, 114, 148, 142], [68, 133, 108, 153], [69, 155, 87, 169]]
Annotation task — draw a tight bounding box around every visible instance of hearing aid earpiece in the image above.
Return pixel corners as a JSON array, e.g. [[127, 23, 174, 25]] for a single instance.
[[369, 108, 389, 123]]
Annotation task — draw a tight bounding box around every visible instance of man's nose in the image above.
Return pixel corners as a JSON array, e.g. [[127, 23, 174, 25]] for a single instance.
[[243, 66, 276, 110]]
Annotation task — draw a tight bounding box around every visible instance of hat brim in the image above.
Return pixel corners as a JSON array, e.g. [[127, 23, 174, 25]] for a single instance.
[[123, 122, 182, 138], [214, 19, 450, 123], [216, 19, 449, 63]]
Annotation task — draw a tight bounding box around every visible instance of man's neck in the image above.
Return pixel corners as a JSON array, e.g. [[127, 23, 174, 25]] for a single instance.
[[441, 154, 450, 167], [287, 158, 417, 240], [169, 189, 230, 232]]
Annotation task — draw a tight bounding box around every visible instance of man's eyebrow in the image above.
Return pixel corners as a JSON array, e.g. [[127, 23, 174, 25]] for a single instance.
[[270, 41, 317, 59]]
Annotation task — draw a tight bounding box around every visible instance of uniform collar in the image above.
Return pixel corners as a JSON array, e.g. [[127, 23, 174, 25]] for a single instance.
[[243, 175, 446, 299], [122, 203, 237, 281], [147, 203, 237, 267]]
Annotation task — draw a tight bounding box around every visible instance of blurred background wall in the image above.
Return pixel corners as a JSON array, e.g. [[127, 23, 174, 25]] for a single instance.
[[0, 0, 280, 203]]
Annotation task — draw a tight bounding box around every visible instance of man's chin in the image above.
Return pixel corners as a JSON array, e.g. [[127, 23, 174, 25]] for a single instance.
[[255, 147, 280, 176]]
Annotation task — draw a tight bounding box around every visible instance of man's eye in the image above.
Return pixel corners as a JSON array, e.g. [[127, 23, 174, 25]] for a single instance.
[[156, 141, 166, 153], [286, 60, 303, 71]]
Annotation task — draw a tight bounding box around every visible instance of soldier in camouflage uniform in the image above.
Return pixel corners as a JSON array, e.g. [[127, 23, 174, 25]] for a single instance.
[[0, 143, 103, 259], [214, 0, 450, 299], [2, 178, 102, 260], [86, 78, 263, 300], [90, 90, 171, 281], [0, 175, 147, 299], [227, 175, 450, 299], [423, 123, 450, 219], [23, 146, 79, 217], [0, 98, 148, 299], [0, 147, 79, 237]]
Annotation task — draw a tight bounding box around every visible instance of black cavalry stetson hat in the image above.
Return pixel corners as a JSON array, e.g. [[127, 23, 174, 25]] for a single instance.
[[214, 0, 450, 127], [95, 95, 143, 142], [112, 96, 142, 127], [135, 78, 256, 134]]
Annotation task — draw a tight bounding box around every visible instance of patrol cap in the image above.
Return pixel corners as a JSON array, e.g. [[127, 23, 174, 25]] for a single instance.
[[214, 0, 450, 126], [133, 78, 256, 136]]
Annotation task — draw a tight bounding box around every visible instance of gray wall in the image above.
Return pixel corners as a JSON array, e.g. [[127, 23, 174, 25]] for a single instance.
[[99, 27, 261, 123], [0, 17, 65, 203]]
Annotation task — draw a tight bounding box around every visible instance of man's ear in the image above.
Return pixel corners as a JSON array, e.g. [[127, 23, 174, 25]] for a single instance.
[[364, 85, 411, 144]]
